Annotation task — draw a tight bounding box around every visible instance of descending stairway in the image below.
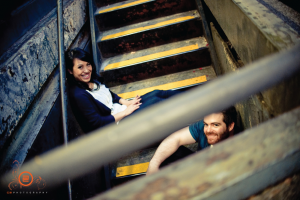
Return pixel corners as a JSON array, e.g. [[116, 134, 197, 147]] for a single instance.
[[89, 0, 217, 186]]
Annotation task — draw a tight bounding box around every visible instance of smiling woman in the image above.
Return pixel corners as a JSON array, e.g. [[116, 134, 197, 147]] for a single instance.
[[66, 48, 183, 133], [68, 58, 93, 84]]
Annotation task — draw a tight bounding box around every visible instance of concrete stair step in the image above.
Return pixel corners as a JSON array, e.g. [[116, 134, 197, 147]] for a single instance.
[[111, 148, 156, 179], [100, 20, 203, 58], [98, 12, 203, 58], [101, 37, 208, 71], [95, 0, 197, 31], [99, 10, 200, 41], [102, 46, 211, 87], [111, 142, 197, 182], [95, 0, 154, 15], [94, 0, 126, 8], [109, 66, 216, 99]]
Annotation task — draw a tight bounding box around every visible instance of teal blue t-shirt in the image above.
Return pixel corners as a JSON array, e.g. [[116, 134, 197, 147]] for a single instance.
[[189, 120, 209, 151]]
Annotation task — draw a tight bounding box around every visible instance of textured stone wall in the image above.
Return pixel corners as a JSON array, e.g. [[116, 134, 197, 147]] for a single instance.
[[0, 0, 87, 144]]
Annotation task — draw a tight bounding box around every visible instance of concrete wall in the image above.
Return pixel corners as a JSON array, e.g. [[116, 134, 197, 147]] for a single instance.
[[207, 0, 300, 198], [205, 0, 300, 129], [0, 0, 87, 148], [211, 24, 272, 129]]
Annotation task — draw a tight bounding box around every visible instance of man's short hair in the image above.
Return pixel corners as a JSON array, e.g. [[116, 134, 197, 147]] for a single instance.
[[221, 106, 237, 127]]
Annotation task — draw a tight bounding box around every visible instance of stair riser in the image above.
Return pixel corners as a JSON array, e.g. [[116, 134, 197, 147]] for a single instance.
[[102, 50, 211, 87], [95, 0, 197, 31], [98, 20, 203, 58]]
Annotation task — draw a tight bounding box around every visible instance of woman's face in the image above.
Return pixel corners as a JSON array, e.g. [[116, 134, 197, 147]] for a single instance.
[[69, 58, 93, 83]]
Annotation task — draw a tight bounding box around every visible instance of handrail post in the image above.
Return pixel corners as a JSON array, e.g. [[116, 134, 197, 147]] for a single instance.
[[89, 0, 100, 73], [196, 0, 222, 76], [88, 0, 111, 190], [57, 0, 72, 199]]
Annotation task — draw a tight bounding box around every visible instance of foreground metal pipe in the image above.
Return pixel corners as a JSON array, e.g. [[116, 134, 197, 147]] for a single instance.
[[57, 0, 72, 199], [1, 43, 300, 189]]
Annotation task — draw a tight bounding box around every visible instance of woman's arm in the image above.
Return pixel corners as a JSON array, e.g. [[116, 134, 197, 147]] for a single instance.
[[72, 91, 116, 130], [114, 95, 142, 122]]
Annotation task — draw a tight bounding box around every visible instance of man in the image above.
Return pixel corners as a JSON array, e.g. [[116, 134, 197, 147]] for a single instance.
[[146, 106, 237, 175]]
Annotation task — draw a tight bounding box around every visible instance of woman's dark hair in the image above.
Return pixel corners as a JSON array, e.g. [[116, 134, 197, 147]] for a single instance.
[[65, 48, 103, 90]]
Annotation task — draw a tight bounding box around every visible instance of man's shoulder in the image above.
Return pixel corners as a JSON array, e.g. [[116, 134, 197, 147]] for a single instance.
[[189, 120, 205, 141]]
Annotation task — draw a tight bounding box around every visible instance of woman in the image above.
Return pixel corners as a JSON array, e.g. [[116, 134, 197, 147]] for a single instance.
[[66, 48, 182, 133]]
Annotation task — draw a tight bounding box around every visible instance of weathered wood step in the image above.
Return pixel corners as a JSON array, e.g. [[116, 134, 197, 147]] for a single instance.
[[101, 37, 208, 71], [109, 66, 216, 99], [99, 10, 200, 41], [96, 0, 154, 14], [95, 0, 197, 31]]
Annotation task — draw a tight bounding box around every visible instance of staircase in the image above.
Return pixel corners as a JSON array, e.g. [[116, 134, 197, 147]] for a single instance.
[[89, 0, 217, 186]]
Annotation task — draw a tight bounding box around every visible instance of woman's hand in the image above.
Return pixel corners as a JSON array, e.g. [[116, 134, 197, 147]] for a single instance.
[[123, 102, 142, 116], [113, 98, 142, 122], [119, 95, 142, 106], [130, 95, 141, 105]]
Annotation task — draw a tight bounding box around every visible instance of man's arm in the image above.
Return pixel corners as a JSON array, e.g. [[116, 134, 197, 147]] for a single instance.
[[146, 126, 196, 175]]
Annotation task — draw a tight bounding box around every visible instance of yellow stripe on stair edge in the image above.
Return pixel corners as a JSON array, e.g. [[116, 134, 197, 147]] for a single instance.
[[101, 15, 196, 41], [116, 162, 150, 177], [104, 44, 199, 70], [118, 75, 207, 99], [99, 0, 152, 14]]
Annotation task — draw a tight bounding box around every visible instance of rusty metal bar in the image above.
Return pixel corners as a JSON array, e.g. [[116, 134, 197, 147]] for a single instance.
[[1, 43, 300, 189], [92, 106, 300, 199], [57, 0, 72, 199]]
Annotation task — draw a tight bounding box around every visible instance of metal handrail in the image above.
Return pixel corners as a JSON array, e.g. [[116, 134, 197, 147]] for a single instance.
[[196, 0, 221, 75], [89, 0, 100, 73], [57, 0, 72, 199], [1, 43, 300, 189]]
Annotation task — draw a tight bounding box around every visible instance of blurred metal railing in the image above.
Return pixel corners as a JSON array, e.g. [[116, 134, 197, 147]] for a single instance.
[[57, 0, 72, 199], [1, 42, 300, 190]]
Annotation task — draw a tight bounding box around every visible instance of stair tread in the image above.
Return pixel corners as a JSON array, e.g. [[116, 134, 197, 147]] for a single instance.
[[112, 148, 156, 178], [96, 0, 155, 14], [101, 37, 208, 71], [112, 144, 198, 178], [99, 10, 200, 41], [109, 66, 216, 99]]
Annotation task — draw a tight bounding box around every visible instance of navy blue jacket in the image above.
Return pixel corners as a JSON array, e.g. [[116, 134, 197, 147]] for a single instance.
[[69, 85, 121, 133]]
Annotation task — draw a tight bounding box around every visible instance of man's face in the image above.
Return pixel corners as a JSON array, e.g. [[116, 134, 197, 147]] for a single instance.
[[203, 113, 232, 145]]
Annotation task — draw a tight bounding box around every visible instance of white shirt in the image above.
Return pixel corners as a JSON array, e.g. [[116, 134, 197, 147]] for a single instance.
[[86, 83, 127, 124]]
